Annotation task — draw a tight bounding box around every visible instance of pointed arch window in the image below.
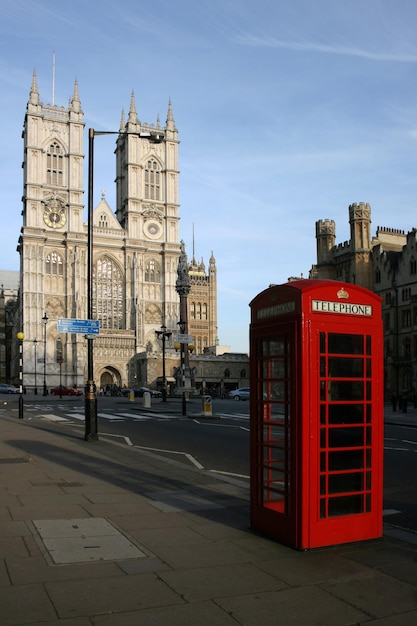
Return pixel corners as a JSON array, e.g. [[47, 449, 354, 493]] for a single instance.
[[46, 142, 64, 186], [144, 159, 161, 200], [93, 256, 124, 330], [45, 252, 64, 276], [145, 259, 161, 283]]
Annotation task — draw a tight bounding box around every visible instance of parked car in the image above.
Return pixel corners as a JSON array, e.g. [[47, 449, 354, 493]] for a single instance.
[[131, 387, 162, 398], [228, 387, 250, 401], [0, 384, 19, 394], [50, 385, 82, 396]]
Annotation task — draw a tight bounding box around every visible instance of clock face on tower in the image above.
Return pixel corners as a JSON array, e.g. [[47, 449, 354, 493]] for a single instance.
[[43, 205, 67, 229]]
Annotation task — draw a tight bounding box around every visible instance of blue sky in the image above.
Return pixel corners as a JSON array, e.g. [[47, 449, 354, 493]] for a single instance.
[[2, 0, 417, 353]]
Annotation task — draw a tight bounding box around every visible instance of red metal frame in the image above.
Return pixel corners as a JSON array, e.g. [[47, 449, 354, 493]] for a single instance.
[[250, 280, 383, 549]]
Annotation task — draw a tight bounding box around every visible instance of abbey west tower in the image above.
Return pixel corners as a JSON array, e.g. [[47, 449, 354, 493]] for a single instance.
[[17, 72, 216, 390]]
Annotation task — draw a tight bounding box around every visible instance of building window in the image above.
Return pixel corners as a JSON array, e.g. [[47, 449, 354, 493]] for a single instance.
[[402, 287, 411, 301], [46, 142, 64, 186], [190, 302, 195, 320], [144, 259, 161, 283], [402, 309, 411, 328], [202, 303, 207, 320], [224, 369, 230, 378], [144, 159, 161, 200], [384, 313, 390, 331], [375, 268, 381, 283], [411, 258, 417, 274], [93, 256, 124, 330], [403, 338, 411, 360], [240, 369, 246, 378], [98, 214, 108, 228], [45, 252, 63, 276]]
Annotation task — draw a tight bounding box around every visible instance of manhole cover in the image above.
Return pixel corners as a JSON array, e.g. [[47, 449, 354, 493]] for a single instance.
[[33, 518, 147, 564]]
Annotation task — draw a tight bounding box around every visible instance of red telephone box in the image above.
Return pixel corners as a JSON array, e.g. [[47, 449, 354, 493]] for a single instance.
[[249, 279, 383, 549]]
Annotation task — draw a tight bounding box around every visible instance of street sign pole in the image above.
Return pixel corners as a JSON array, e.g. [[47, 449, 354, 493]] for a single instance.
[[85, 128, 98, 441]]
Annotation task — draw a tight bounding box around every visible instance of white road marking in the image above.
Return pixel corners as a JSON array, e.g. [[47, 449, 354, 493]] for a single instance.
[[69, 413, 85, 421], [133, 444, 204, 469], [39, 414, 69, 422], [97, 412, 125, 420]]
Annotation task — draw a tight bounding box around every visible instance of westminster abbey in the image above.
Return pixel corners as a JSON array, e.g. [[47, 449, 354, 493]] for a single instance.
[[14, 72, 218, 391]]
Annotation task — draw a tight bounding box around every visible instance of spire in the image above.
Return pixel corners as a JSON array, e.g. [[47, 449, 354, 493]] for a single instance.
[[29, 69, 39, 105], [119, 108, 126, 132], [166, 98, 175, 130], [128, 90, 139, 125], [69, 79, 81, 112]]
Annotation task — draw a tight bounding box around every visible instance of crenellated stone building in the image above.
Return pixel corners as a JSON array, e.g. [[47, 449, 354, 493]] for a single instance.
[[311, 203, 417, 397]]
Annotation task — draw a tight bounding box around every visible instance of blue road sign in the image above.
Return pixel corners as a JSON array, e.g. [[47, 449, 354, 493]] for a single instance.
[[57, 318, 100, 335]]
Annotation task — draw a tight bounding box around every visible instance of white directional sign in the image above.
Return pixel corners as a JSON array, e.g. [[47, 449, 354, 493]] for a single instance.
[[57, 318, 100, 335], [175, 333, 193, 344]]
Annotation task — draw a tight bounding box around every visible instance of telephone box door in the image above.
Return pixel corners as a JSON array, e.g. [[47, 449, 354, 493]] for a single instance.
[[250, 321, 301, 547], [307, 321, 383, 547]]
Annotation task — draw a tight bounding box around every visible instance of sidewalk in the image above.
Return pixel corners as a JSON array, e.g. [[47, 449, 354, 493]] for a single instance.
[[1, 407, 417, 625]]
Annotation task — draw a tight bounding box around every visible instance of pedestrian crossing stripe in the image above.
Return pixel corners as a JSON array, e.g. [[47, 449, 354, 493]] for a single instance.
[[97, 412, 126, 420], [39, 414, 68, 422]]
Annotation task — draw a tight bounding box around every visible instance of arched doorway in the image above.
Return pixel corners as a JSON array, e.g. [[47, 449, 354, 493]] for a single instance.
[[98, 366, 122, 395]]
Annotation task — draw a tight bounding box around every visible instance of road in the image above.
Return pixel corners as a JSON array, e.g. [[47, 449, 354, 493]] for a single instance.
[[2, 394, 417, 535]]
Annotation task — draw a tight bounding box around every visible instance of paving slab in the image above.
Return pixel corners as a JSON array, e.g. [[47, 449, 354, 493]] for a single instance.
[[160, 561, 286, 602], [216, 586, 370, 626], [5, 554, 124, 584], [45, 573, 184, 618], [0, 584, 57, 625], [322, 571, 417, 619], [256, 550, 377, 586], [92, 600, 239, 626]]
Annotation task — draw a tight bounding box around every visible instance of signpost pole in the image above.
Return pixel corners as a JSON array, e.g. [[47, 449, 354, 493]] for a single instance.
[[85, 129, 98, 441]]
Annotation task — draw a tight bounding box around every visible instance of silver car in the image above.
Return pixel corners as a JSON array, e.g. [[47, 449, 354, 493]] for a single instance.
[[0, 384, 19, 394], [228, 387, 250, 401]]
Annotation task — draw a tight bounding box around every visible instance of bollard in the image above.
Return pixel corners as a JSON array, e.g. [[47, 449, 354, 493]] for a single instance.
[[142, 391, 151, 408], [128, 389, 134, 402], [202, 394, 212, 416]]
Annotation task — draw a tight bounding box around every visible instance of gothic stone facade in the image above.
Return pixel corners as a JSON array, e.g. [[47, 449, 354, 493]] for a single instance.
[[16, 72, 217, 391]]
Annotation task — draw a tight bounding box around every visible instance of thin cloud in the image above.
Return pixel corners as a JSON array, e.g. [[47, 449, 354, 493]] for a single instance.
[[229, 29, 417, 63]]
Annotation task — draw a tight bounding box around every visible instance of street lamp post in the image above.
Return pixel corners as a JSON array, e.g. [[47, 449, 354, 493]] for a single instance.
[[155, 325, 172, 402], [84, 128, 98, 441], [42, 312, 48, 396], [85, 127, 165, 441], [17, 332, 24, 419], [33, 339, 38, 394]]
